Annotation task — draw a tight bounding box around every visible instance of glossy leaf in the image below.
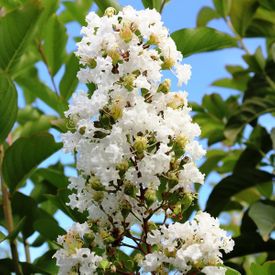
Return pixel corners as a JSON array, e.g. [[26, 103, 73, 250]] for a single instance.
[[0, 0, 43, 73], [171, 27, 237, 57], [0, 77, 18, 142], [224, 96, 275, 143], [213, 0, 232, 17], [196, 6, 220, 27], [2, 133, 62, 191], [59, 53, 79, 100], [43, 15, 68, 76], [206, 169, 273, 216], [229, 0, 259, 36], [248, 202, 275, 241]]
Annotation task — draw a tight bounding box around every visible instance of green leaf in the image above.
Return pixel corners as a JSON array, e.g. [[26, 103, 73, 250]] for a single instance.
[[0, 77, 18, 142], [12, 115, 54, 140], [171, 27, 237, 57], [213, 0, 232, 17], [43, 15, 68, 76], [243, 47, 266, 73], [229, 0, 259, 36], [16, 67, 67, 115], [225, 232, 275, 260], [258, 0, 275, 10], [0, 0, 43, 73], [34, 218, 66, 240], [225, 266, 241, 275], [250, 261, 275, 275], [206, 169, 273, 216], [196, 6, 220, 27], [4, 217, 26, 242], [2, 133, 62, 191], [212, 77, 249, 91], [248, 202, 275, 241], [59, 53, 79, 100], [94, 0, 122, 14], [34, 250, 58, 274], [60, 0, 93, 25], [224, 96, 275, 143]]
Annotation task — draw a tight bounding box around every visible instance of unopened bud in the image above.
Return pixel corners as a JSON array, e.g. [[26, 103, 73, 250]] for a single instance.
[[145, 188, 157, 206], [88, 58, 97, 69], [148, 34, 160, 45], [92, 191, 104, 202], [133, 136, 147, 154], [124, 180, 136, 197], [123, 73, 135, 91], [99, 259, 110, 270], [157, 79, 171, 94], [89, 176, 104, 191], [116, 160, 129, 171], [120, 24, 133, 43], [110, 103, 123, 120], [175, 134, 188, 148], [100, 230, 115, 243], [134, 253, 144, 263], [181, 193, 193, 212], [148, 221, 158, 231], [120, 200, 132, 218], [104, 7, 117, 17], [161, 57, 175, 70]]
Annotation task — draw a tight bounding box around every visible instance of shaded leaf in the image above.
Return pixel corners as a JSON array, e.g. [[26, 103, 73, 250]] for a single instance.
[[43, 15, 68, 76], [59, 53, 79, 100], [2, 133, 62, 191], [171, 27, 237, 57], [213, 0, 232, 17], [250, 261, 275, 275], [0, 77, 18, 142], [248, 202, 275, 241], [206, 169, 273, 216], [0, 0, 43, 73]]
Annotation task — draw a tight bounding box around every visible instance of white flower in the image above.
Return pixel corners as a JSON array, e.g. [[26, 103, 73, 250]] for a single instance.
[[201, 266, 227, 275]]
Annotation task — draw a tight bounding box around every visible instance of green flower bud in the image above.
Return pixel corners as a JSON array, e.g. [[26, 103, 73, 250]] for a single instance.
[[89, 176, 104, 191], [123, 73, 135, 91], [145, 188, 157, 206], [78, 126, 86, 135], [92, 191, 104, 202], [181, 192, 193, 212], [161, 57, 175, 70], [120, 24, 133, 43], [148, 221, 158, 231], [175, 134, 188, 148], [87, 58, 97, 69], [133, 136, 148, 154], [116, 159, 129, 171], [134, 253, 144, 264], [104, 7, 117, 17], [157, 79, 171, 94], [99, 259, 110, 270], [148, 34, 160, 45], [124, 180, 136, 197], [120, 200, 132, 218], [110, 103, 123, 120]]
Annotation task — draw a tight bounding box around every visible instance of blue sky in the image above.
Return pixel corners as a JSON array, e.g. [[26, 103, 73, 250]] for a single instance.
[[2, 0, 274, 262]]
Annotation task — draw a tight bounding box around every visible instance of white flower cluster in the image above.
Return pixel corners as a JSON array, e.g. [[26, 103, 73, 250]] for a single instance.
[[55, 6, 234, 274], [142, 212, 234, 274]]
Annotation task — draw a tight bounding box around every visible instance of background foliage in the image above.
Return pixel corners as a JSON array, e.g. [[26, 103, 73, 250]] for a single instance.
[[0, 0, 274, 274]]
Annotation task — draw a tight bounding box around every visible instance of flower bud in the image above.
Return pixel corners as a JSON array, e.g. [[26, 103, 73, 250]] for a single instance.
[[123, 73, 135, 91], [110, 103, 123, 120], [99, 259, 110, 270], [89, 176, 104, 191], [161, 57, 175, 70], [120, 200, 132, 218], [181, 192, 193, 212], [120, 24, 133, 43], [104, 7, 117, 17], [87, 58, 97, 69], [116, 159, 129, 171], [145, 188, 157, 206], [124, 180, 136, 197], [148, 33, 160, 45], [134, 253, 144, 264], [157, 79, 171, 94], [107, 48, 121, 64], [148, 221, 158, 231], [78, 126, 86, 135], [175, 134, 188, 148], [133, 136, 148, 154], [100, 230, 115, 243], [92, 191, 104, 202]]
